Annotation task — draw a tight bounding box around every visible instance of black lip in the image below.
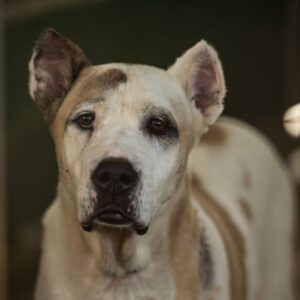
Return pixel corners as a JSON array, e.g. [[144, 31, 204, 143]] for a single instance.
[[81, 207, 149, 235], [96, 210, 133, 226]]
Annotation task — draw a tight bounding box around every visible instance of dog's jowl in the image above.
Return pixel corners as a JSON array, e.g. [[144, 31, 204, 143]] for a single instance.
[[29, 29, 295, 300]]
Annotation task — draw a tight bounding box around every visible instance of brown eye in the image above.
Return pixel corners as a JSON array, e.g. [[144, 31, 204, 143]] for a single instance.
[[74, 112, 95, 130], [143, 112, 179, 141], [149, 117, 166, 133]]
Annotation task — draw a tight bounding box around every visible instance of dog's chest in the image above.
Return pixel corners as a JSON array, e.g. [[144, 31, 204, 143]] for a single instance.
[[78, 269, 176, 300]]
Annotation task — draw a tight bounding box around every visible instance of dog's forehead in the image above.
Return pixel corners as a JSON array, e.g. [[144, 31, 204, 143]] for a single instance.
[[62, 63, 187, 116]]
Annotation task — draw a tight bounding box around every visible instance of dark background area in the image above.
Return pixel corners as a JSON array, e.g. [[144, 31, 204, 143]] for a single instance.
[[2, 0, 300, 299]]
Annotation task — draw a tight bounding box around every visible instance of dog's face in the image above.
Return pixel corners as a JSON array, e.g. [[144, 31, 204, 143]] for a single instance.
[[29, 29, 225, 235], [54, 64, 195, 235]]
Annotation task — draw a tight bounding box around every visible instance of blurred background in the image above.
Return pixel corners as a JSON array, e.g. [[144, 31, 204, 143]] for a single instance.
[[0, 0, 299, 299]]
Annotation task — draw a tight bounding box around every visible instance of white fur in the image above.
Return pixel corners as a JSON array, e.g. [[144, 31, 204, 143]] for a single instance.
[[190, 117, 295, 300]]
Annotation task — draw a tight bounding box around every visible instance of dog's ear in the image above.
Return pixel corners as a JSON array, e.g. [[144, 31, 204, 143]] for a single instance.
[[28, 29, 91, 124], [168, 40, 226, 128]]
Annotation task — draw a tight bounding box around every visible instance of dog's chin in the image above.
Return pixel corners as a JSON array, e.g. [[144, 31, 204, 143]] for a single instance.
[[81, 210, 149, 235]]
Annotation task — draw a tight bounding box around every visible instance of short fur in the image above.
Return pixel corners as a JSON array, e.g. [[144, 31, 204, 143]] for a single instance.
[[29, 29, 295, 300]]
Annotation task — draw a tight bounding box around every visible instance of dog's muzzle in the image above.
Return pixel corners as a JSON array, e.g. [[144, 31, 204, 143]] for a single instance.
[[81, 157, 148, 235]]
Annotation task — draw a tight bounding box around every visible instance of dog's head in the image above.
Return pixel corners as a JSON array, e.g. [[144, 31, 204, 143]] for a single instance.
[[29, 29, 226, 235]]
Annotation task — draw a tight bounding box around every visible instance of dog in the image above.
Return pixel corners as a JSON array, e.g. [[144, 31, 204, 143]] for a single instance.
[[28, 29, 295, 300]]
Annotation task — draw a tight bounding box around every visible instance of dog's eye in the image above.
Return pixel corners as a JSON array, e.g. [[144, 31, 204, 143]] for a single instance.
[[142, 112, 179, 142], [148, 116, 168, 135], [74, 113, 95, 130]]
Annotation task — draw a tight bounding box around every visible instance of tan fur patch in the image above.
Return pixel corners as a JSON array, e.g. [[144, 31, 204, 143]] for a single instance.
[[192, 175, 246, 300], [238, 197, 252, 222], [62, 67, 128, 108], [168, 179, 201, 298], [89, 68, 127, 91], [98, 227, 134, 272], [201, 125, 227, 145]]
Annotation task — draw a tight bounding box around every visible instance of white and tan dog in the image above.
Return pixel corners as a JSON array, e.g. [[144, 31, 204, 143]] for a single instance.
[[29, 29, 295, 300]]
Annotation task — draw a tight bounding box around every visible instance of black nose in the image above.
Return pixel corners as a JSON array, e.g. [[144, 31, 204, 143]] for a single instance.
[[92, 157, 138, 194]]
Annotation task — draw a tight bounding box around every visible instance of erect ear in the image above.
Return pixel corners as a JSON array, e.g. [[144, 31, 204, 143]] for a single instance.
[[28, 28, 91, 124], [168, 40, 226, 128]]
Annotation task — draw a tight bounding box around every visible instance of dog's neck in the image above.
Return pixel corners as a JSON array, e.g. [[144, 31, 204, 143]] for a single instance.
[[57, 174, 196, 279]]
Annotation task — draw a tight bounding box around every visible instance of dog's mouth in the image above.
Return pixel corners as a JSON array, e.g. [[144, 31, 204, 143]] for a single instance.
[[81, 208, 149, 235], [94, 210, 134, 228]]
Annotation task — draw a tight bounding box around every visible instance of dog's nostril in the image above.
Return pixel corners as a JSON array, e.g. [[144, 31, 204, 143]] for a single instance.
[[120, 173, 133, 186], [99, 171, 110, 184]]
